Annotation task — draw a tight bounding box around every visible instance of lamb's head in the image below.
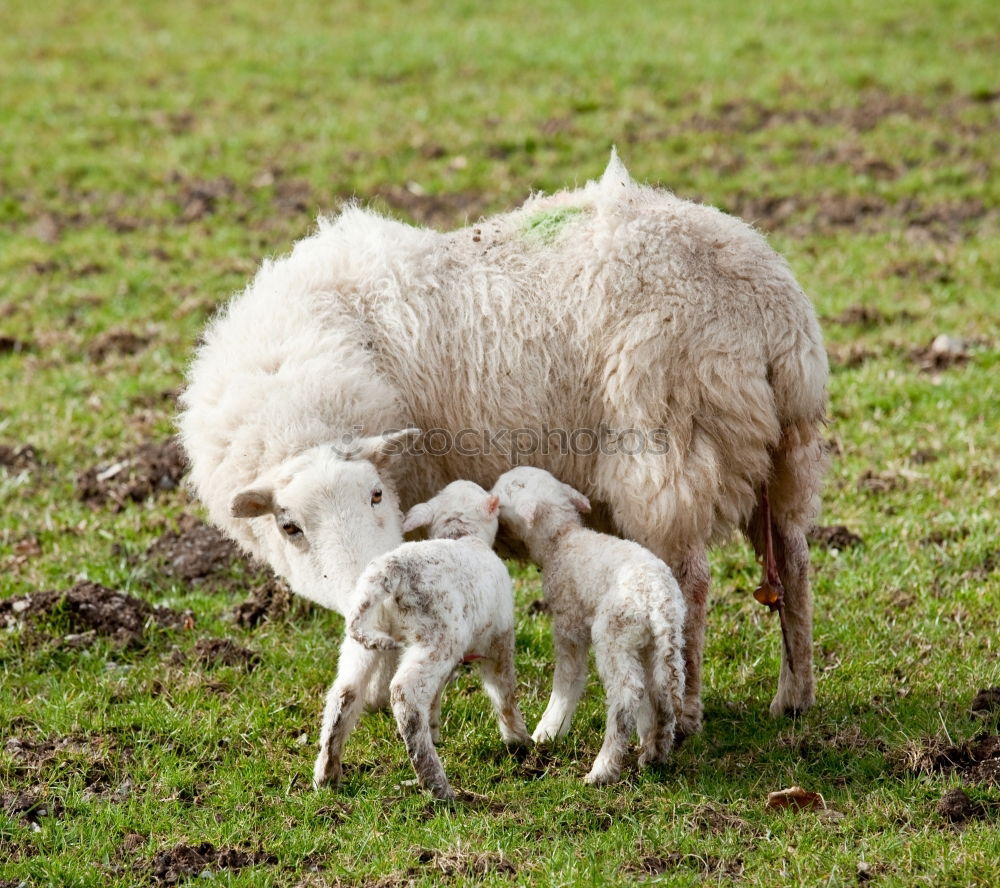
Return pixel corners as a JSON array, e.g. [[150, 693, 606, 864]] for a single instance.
[[402, 480, 500, 545], [491, 467, 591, 543], [229, 429, 419, 613]]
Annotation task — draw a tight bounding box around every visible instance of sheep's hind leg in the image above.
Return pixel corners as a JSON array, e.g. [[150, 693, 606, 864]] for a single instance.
[[476, 636, 531, 748], [532, 624, 590, 743], [391, 648, 458, 801], [673, 549, 709, 741], [313, 637, 381, 789]]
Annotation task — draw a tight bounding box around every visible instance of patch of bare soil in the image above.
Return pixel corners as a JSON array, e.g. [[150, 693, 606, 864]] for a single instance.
[[910, 334, 973, 372], [0, 443, 40, 472], [912, 733, 1000, 785], [857, 469, 903, 494], [621, 850, 743, 880], [827, 342, 878, 369], [147, 515, 243, 582], [171, 176, 237, 224], [372, 185, 490, 230], [231, 578, 293, 628], [0, 581, 189, 650], [937, 787, 986, 824], [414, 847, 516, 878], [1, 789, 63, 828], [972, 688, 1000, 717], [808, 525, 863, 550], [0, 335, 33, 354], [829, 304, 888, 327], [78, 438, 187, 510], [88, 327, 153, 362], [170, 637, 260, 672], [146, 842, 276, 885], [689, 801, 761, 837], [3, 732, 127, 800]]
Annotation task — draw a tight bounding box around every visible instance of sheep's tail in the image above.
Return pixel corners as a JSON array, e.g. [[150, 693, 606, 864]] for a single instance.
[[347, 568, 401, 651], [649, 571, 687, 728]]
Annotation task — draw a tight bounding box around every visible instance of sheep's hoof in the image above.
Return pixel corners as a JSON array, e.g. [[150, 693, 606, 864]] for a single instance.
[[583, 768, 618, 786], [768, 687, 815, 718], [312, 755, 342, 790]]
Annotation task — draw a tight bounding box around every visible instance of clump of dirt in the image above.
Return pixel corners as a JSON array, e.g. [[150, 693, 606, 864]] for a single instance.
[[526, 598, 550, 616], [0, 335, 33, 354], [182, 638, 261, 672], [0, 581, 189, 650], [147, 516, 243, 582], [972, 688, 1000, 717], [0, 443, 40, 472], [147, 842, 276, 885], [857, 469, 902, 493], [78, 438, 187, 510], [88, 327, 153, 362], [808, 525, 863, 549], [1, 789, 63, 827], [172, 176, 237, 224], [620, 850, 743, 879], [689, 801, 760, 837], [911, 334, 972, 371], [937, 788, 986, 824], [830, 304, 887, 326], [913, 733, 1000, 785], [826, 342, 877, 369], [373, 185, 490, 230], [231, 578, 293, 628], [415, 847, 516, 878]]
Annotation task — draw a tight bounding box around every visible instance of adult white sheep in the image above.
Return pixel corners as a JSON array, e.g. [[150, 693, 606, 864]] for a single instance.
[[179, 150, 827, 734]]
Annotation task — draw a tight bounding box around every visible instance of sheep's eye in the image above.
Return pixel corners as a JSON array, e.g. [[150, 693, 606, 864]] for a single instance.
[[280, 520, 303, 539], [371, 488, 382, 506]]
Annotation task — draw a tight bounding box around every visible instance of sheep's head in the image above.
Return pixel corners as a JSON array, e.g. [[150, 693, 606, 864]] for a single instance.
[[229, 429, 420, 612], [491, 466, 591, 541], [402, 480, 501, 545]]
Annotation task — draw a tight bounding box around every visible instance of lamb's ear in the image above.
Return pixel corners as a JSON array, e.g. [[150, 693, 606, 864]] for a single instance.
[[352, 428, 422, 469], [516, 501, 539, 528], [484, 494, 500, 517], [231, 487, 275, 518], [563, 484, 591, 514], [402, 502, 433, 533]]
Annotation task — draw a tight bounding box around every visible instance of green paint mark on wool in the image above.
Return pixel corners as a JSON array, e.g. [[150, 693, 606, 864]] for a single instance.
[[521, 206, 585, 242]]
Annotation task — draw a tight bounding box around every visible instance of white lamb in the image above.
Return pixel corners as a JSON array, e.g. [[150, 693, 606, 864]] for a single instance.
[[314, 480, 531, 800], [180, 150, 828, 736], [493, 467, 686, 785]]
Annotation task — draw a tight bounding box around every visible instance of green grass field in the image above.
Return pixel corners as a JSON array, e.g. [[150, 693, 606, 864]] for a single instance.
[[2, 0, 998, 884]]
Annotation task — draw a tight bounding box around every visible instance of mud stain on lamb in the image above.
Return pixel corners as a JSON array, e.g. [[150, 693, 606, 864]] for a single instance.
[[78, 438, 187, 510], [0, 581, 189, 650]]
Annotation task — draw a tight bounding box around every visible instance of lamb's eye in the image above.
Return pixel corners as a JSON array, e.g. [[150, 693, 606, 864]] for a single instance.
[[371, 488, 382, 506], [280, 520, 303, 539]]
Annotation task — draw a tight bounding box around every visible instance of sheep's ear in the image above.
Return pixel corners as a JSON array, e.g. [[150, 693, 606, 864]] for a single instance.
[[231, 487, 275, 518], [402, 502, 433, 533], [516, 501, 538, 528], [352, 428, 421, 469], [484, 494, 500, 517], [563, 484, 591, 515]]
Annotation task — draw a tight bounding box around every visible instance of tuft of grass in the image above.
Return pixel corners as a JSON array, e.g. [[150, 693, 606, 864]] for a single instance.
[[2, 0, 999, 885]]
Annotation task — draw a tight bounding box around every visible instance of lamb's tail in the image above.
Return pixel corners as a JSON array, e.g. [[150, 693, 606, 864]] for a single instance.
[[347, 568, 401, 651], [649, 571, 687, 727]]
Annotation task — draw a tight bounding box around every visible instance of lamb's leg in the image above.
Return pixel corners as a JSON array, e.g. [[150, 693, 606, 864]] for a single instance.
[[390, 648, 458, 801], [429, 685, 444, 745], [587, 639, 645, 785], [532, 624, 590, 743], [476, 636, 531, 747], [673, 548, 709, 740], [313, 637, 380, 789]]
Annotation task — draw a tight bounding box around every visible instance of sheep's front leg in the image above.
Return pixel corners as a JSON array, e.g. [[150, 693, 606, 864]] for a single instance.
[[390, 648, 457, 801], [313, 637, 381, 789], [532, 624, 590, 743], [476, 636, 531, 747]]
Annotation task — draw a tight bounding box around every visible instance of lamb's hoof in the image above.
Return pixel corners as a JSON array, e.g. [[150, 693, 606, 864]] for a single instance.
[[769, 688, 815, 718], [312, 756, 342, 790], [638, 748, 669, 768], [505, 734, 533, 751], [428, 785, 456, 803], [583, 768, 618, 786], [531, 725, 560, 744], [674, 713, 703, 746]]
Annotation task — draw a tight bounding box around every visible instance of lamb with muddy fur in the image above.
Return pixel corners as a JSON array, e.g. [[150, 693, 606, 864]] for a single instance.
[[313, 480, 531, 800], [493, 467, 686, 784]]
